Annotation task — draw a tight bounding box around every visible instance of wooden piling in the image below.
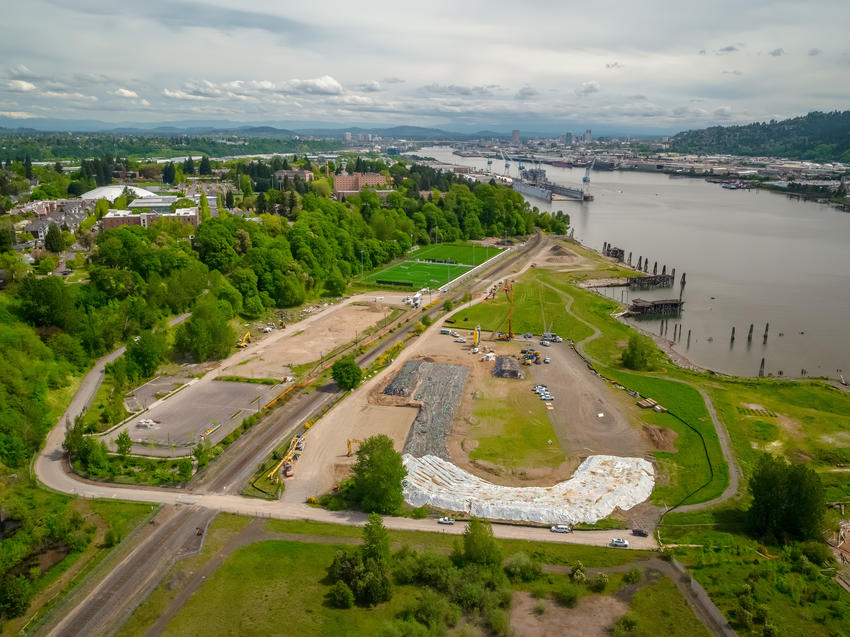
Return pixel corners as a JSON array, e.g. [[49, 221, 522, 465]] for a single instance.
[[759, 358, 765, 377], [763, 322, 769, 344], [747, 323, 754, 341], [687, 329, 691, 347], [731, 326, 736, 341]]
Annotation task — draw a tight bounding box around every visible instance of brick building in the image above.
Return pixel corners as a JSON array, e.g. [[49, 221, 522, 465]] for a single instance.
[[101, 207, 199, 230], [333, 172, 390, 199]]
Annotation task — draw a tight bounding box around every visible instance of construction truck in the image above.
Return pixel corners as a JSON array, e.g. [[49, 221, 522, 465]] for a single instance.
[[237, 331, 251, 348]]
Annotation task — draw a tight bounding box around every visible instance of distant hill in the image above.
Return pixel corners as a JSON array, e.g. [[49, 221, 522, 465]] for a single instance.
[[671, 111, 850, 163]]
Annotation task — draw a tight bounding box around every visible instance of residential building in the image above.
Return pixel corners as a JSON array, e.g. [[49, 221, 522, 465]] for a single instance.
[[128, 196, 179, 213]]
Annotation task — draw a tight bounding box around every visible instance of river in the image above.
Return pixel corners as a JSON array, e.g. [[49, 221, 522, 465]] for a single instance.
[[418, 146, 850, 380]]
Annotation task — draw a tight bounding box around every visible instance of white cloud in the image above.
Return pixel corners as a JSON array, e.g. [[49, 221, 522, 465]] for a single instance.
[[808, 47, 822, 56], [8, 80, 37, 92], [162, 88, 208, 100], [282, 75, 343, 95], [605, 62, 624, 69], [769, 48, 784, 57], [515, 86, 538, 100], [113, 88, 139, 98], [0, 110, 37, 118], [42, 91, 98, 101], [575, 80, 600, 96]]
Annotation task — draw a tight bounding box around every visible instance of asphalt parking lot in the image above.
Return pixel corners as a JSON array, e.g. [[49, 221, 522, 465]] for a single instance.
[[104, 379, 283, 453]]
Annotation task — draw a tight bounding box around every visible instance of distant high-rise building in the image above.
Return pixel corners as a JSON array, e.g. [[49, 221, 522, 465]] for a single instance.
[[585, 129, 592, 143], [512, 129, 520, 144], [345, 132, 352, 141]]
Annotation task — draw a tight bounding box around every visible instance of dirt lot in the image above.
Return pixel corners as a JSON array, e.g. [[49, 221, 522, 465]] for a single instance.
[[220, 299, 400, 379], [511, 591, 628, 637]]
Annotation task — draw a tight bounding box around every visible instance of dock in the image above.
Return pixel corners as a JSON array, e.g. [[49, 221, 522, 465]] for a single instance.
[[628, 298, 684, 317]]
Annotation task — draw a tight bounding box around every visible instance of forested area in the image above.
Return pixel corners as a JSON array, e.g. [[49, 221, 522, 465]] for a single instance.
[[0, 132, 339, 162], [671, 110, 850, 162]]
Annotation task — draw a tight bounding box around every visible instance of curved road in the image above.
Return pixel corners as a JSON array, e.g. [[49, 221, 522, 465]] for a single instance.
[[539, 277, 741, 511]]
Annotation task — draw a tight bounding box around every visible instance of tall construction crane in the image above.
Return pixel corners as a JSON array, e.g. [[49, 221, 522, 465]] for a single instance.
[[500, 150, 511, 175], [582, 157, 595, 191], [497, 280, 515, 341]]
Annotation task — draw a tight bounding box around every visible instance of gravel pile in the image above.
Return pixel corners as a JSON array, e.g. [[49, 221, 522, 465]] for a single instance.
[[493, 355, 525, 379], [384, 360, 470, 459]]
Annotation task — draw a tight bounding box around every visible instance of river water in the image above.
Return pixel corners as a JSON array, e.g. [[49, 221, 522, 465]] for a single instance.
[[418, 146, 850, 380]]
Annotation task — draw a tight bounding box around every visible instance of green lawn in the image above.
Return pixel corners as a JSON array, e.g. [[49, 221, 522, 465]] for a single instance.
[[159, 541, 420, 637], [623, 575, 711, 637], [468, 377, 565, 471], [88, 500, 156, 539], [365, 260, 471, 289], [410, 242, 502, 266]]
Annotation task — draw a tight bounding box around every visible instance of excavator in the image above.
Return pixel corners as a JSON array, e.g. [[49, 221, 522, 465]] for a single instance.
[[237, 331, 251, 348], [496, 280, 515, 341], [346, 439, 363, 457]]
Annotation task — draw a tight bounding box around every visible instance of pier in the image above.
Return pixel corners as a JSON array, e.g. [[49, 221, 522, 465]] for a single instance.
[[629, 298, 684, 317]]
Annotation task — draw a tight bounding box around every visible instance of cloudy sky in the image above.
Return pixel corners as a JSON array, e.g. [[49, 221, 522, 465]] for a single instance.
[[1, 0, 848, 133]]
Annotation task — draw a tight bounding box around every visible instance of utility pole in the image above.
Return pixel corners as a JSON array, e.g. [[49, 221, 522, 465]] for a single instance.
[[360, 249, 365, 278]]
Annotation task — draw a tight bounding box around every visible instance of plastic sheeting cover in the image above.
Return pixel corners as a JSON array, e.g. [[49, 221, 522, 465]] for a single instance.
[[403, 454, 654, 525]]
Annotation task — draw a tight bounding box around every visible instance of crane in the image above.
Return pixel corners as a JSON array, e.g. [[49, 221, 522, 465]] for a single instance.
[[582, 158, 595, 189], [500, 150, 511, 175], [497, 280, 515, 341]]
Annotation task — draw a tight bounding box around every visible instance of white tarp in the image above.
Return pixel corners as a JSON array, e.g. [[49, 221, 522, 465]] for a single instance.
[[402, 454, 654, 525]]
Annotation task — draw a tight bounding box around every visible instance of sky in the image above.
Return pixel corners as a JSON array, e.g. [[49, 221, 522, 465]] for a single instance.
[[1, 0, 848, 134]]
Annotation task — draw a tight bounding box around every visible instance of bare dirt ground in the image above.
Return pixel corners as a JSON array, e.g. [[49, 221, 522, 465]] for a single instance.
[[220, 299, 401, 379], [511, 591, 628, 637]]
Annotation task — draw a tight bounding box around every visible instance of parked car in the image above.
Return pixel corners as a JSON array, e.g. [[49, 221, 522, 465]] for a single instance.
[[550, 525, 572, 533], [631, 529, 648, 537], [543, 357, 551, 364], [540, 340, 551, 347], [610, 538, 630, 548], [455, 338, 466, 343], [438, 517, 455, 525]]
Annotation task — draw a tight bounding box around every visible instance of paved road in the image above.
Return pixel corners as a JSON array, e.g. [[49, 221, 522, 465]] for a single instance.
[[33, 233, 666, 637]]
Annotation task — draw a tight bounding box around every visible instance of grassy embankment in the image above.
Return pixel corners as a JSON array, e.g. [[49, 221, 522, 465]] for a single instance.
[[117, 514, 678, 637]]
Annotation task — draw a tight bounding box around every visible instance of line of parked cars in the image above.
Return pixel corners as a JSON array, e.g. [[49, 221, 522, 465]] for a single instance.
[[532, 384, 555, 401]]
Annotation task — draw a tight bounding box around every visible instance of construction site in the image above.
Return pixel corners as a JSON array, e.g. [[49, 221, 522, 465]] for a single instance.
[[280, 240, 659, 526]]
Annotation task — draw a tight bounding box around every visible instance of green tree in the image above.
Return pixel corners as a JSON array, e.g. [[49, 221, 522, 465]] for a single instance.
[[332, 356, 362, 390], [199, 192, 211, 221], [324, 267, 347, 296], [126, 331, 167, 378], [362, 513, 390, 564], [748, 453, 825, 541], [350, 434, 407, 514], [174, 295, 236, 361], [621, 333, 653, 370], [0, 218, 15, 252], [199, 156, 212, 175], [0, 574, 33, 618], [225, 189, 234, 208], [328, 580, 354, 609], [24, 154, 32, 180], [116, 429, 132, 459], [44, 223, 63, 253], [461, 518, 502, 566]]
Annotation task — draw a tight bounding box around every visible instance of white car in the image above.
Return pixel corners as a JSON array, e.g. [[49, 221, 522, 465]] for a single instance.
[[438, 517, 455, 525], [455, 338, 466, 343], [540, 340, 551, 347], [610, 538, 630, 548], [550, 525, 572, 533], [544, 357, 551, 364]]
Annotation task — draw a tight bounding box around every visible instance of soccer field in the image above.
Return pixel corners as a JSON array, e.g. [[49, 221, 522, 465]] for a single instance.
[[364, 242, 503, 289]]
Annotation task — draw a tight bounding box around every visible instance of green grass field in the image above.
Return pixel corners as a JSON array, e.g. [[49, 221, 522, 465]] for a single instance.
[[364, 242, 502, 289], [624, 576, 712, 637]]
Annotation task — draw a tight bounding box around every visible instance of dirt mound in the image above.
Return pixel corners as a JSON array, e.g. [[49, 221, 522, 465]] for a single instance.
[[511, 591, 627, 637], [549, 245, 575, 257], [642, 425, 677, 452]]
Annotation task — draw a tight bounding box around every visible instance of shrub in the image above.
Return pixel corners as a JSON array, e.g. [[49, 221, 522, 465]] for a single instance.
[[587, 573, 609, 593], [412, 589, 460, 631], [569, 561, 586, 584], [534, 599, 547, 616], [800, 540, 834, 566], [504, 552, 542, 582], [378, 619, 429, 637], [410, 506, 428, 519], [328, 580, 354, 609], [554, 582, 580, 608], [454, 581, 486, 612], [612, 615, 637, 636], [482, 605, 510, 637], [623, 567, 642, 584]]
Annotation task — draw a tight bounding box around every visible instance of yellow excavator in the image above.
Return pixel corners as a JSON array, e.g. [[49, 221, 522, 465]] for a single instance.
[[346, 439, 363, 457], [496, 281, 515, 341], [237, 331, 251, 348]]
